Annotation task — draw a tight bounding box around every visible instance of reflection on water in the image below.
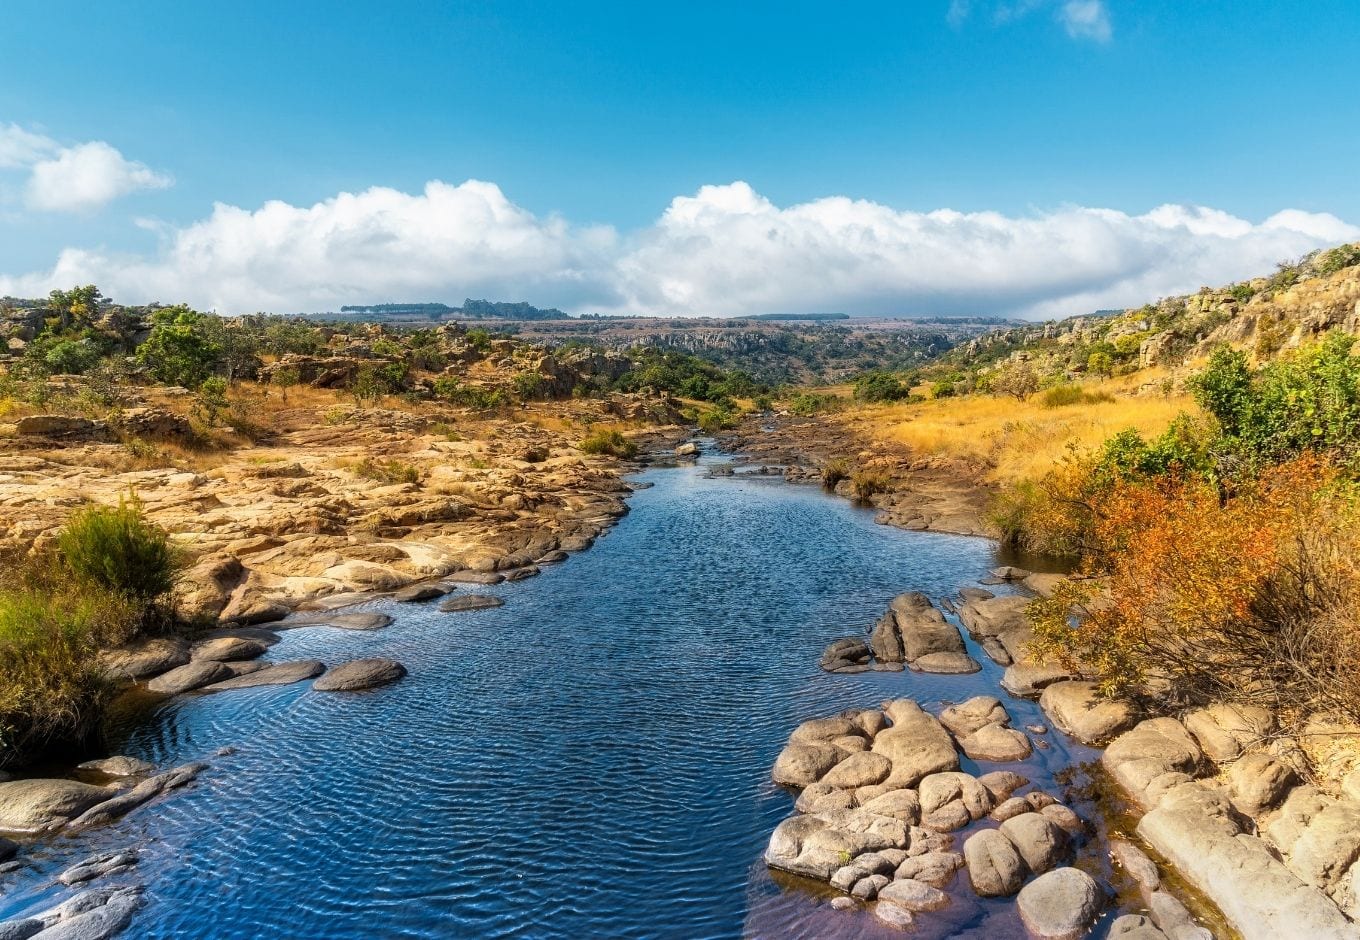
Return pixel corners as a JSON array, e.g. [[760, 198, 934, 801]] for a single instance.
[[0, 458, 1103, 939]]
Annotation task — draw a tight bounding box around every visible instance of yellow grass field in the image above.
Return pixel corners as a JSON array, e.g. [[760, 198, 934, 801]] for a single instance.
[[842, 371, 1197, 485]]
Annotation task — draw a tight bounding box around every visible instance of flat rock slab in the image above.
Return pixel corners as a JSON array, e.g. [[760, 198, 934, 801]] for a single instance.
[[97, 638, 190, 680], [58, 850, 138, 885], [391, 583, 451, 603], [445, 571, 505, 585], [313, 659, 407, 691], [285, 612, 394, 631], [201, 661, 325, 691], [146, 660, 233, 694], [190, 636, 268, 662], [440, 595, 504, 612], [75, 757, 155, 778], [502, 566, 540, 581]]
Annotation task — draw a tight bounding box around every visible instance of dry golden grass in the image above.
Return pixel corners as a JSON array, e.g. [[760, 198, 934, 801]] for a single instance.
[[845, 371, 1196, 485]]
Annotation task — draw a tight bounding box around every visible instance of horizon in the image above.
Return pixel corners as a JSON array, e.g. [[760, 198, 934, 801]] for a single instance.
[[2, 0, 1358, 318]]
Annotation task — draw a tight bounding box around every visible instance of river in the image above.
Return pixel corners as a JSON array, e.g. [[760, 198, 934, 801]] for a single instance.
[[0, 452, 1105, 939]]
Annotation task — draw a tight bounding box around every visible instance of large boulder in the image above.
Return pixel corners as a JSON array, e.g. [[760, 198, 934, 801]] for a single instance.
[[872, 700, 959, 787], [1016, 867, 1104, 940], [874, 593, 979, 673], [820, 637, 871, 672], [1040, 681, 1139, 744], [145, 660, 233, 695], [765, 808, 910, 880], [0, 779, 110, 832], [1227, 753, 1297, 817], [1138, 781, 1356, 940], [189, 636, 268, 663], [958, 723, 1032, 762], [939, 696, 1010, 737], [772, 743, 841, 787], [98, 637, 190, 680], [963, 828, 1027, 897], [821, 752, 892, 789], [313, 658, 407, 691], [1000, 812, 1069, 874]]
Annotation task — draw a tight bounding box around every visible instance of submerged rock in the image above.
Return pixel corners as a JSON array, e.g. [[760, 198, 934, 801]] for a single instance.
[[201, 661, 325, 691], [1016, 867, 1104, 940], [75, 757, 154, 779], [57, 850, 137, 886], [439, 595, 504, 612], [963, 828, 1026, 897]]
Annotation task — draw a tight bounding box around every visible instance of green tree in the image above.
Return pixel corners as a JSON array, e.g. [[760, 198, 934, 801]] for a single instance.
[[136, 306, 222, 387]]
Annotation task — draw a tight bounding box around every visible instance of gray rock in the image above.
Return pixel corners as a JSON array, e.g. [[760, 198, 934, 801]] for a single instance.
[[1139, 780, 1355, 940], [311, 612, 393, 630], [1040, 681, 1140, 744], [0, 780, 110, 833], [392, 582, 451, 602], [502, 565, 540, 581], [145, 660, 232, 694], [851, 873, 890, 899], [189, 636, 267, 662], [1000, 812, 1068, 874], [872, 700, 959, 787], [1016, 867, 1104, 940], [74, 757, 154, 779], [67, 762, 205, 830], [958, 587, 994, 602], [1102, 718, 1203, 810], [1110, 838, 1160, 891], [312, 658, 406, 691], [0, 919, 43, 940], [1148, 890, 1212, 940], [963, 828, 1027, 897], [57, 851, 137, 886], [439, 595, 504, 612], [445, 571, 505, 585], [873, 901, 915, 930], [200, 660, 325, 691], [31, 889, 141, 940], [820, 636, 871, 671]]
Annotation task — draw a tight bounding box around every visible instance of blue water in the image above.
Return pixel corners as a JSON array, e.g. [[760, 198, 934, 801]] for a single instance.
[[0, 457, 1103, 939]]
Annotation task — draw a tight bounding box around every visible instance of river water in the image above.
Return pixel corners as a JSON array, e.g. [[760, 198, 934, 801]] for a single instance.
[[0, 454, 1107, 939]]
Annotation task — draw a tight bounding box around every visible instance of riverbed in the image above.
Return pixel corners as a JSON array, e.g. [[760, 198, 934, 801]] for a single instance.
[[0, 453, 1101, 938]]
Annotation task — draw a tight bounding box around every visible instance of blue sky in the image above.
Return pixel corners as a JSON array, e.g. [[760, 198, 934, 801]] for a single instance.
[[1, 0, 1358, 317]]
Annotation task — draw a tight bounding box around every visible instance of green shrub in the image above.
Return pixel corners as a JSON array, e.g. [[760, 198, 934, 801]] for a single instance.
[[579, 429, 638, 458], [136, 306, 222, 388], [853, 371, 912, 403], [57, 501, 181, 608], [698, 408, 738, 434], [789, 392, 839, 415]]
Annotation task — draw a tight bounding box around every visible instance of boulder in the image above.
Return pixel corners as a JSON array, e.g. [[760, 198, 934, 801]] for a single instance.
[[877, 878, 950, 912], [765, 809, 910, 880], [29, 887, 141, 940], [963, 828, 1027, 897], [939, 696, 1010, 737], [795, 783, 854, 814], [850, 873, 890, 899], [919, 772, 994, 822], [97, 637, 190, 681], [1138, 781, 1355, 940], [312, 658, 407, 691], [1016, 867, 1104, 940], [309, 612, 394, 630], [872, 700, 959, 786], [991, 797, 1032, 822], [1108, 914, 1169, 939], [873, 901, 915, 930], [1001, 663, 1076, 697], [1110, 839, 1160, 891], [439, 595, 504, 612], [190, 636, 268, 662], [675, 442, 700, 456], [201, 660, 325, 690], [445, 571, 505, 585], [66, 762, 204, 830], [1102, 718, 1204, 809], [75, 757, 154, 778], [859, 789, 920, 824], [821, 752, 892, 789], [1287, 799, 1360, 893], [1040, 681, 1139, 744], [1227, 753, 1297, 817], [392, 582, 451, 603], [875, 593, 979, 673], [977, 770, 1029, 802], [1183, 704, 1275, 762], [145, 660, 232, 694], [0, 779, 110, 832], [790, 717, 863, 744], [958, 724, 1032, 762], [820, 637, 872, 672], [1000, 812, 1068, 873], [772, 743, 841, 787]]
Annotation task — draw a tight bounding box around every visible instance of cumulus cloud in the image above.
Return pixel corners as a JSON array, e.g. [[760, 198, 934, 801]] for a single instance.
[[0, 123, 171, 212], [1059, 0, 1112, 42], [25, 142, 172, 212], [1, 179, 1354, 321]]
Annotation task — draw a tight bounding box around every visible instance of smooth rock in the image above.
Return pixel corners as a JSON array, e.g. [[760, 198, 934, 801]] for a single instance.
[[895, 851, 964, 888], [445, 571, 505, 585], [872, 700, 959, 786], [851, 873, 890, 899], [772, 743, 841, 787], [391, 582, 450, 602], [1040, 803, 1085, 834], [1183, 704, 1275, 763], [959, 724, 1032, 762], [822, 752, 892, 789], [991, 797, 1032, 822], [308, 612, 393, 630], [859, 789, 920, 824], [1040, 681, 1139, 744], [1148, 890, 1212, 940], [75, 757, 154, 778], [939, 696, 1010, 737], [0, 780, 110, 832], [1000, 812, 1068, 874], [312, 658, 407, 691], [97, 638, 189, 681], [1002, 663, 1076, 697], [873, 901, 914, 930], [963, 828, 1027, 897], [200, 660, 325, 691], [1016, 867, 1104, 940], [1227, 753, 1296, 816], [57, 851, 137, 886], [919, 772, 994, 821], [439, 595, 504, 612], [1110, 839, 1160, 891], [146, 657, 233, 694], [1102, 718, 1203, 809], [189, 636, 267, 662], [1109, 914, 1169, 939], [32, 889, 141, 940], [877, 878, 950, 912], [977, 771, 1029, 801]]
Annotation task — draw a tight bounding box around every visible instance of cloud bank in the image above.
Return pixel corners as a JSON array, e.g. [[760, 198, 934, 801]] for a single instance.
[[1, 179, 1355, 321], [0, 123, 171, 212]]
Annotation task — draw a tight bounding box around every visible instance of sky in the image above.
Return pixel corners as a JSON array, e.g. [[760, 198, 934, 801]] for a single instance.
[[1, 0, 1358, 319]]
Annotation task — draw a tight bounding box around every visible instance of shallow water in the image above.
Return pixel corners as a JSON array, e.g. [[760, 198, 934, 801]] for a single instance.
[[1, 455, 1109, 939]]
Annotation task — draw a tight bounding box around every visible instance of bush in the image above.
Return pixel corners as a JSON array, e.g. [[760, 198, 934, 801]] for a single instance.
[[136, 306, 222, 388], [991, 363, 1039, 401], [352, 458, 421, 485], [579, 429, 638, 459], [433, 377, 506, 409], [1039, 384, 1115, 408], [853, 371, 912, 403], [821, 459, 849, 490], [850, 469, 891, 503], [57, 501, 181, 610], [698, 408, 738, 434], [789, 392, 839, 415]]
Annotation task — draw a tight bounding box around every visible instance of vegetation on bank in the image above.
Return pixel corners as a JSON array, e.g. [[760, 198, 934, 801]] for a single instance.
[[0, 502, 183, 767]]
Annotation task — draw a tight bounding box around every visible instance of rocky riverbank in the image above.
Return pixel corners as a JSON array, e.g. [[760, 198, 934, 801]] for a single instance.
[[715, 413, 993, 537]]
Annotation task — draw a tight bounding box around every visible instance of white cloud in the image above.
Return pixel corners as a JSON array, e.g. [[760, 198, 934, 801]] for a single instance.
[[1059, 0, 1112, 42], [25, 141, 172, 212], [0, 124, 58, 169], [1, 179, 1354, 321]]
